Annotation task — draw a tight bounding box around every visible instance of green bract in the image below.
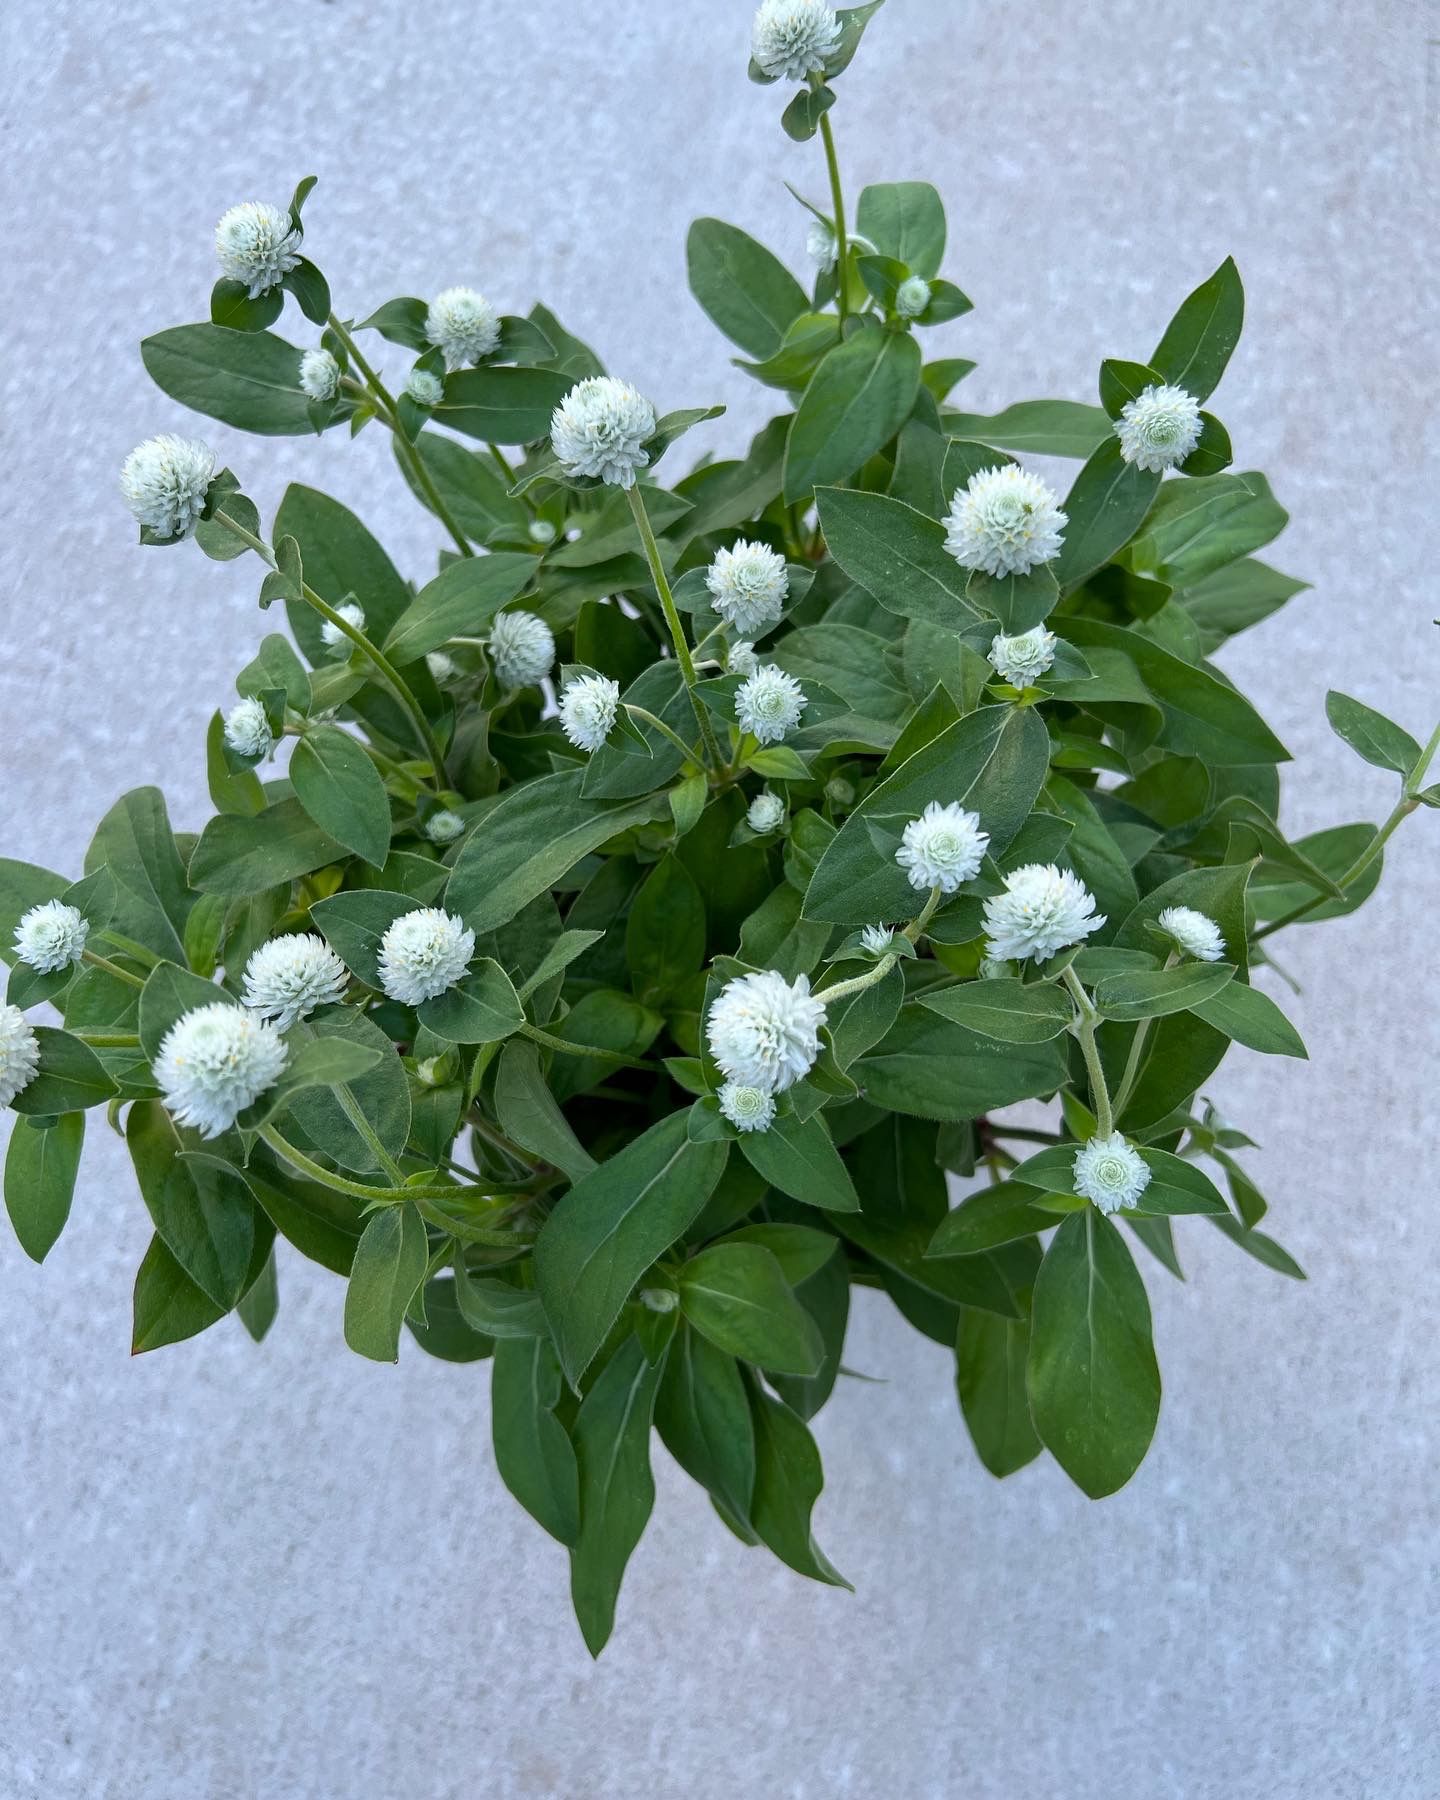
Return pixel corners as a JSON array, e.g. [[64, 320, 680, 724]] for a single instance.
[[3, 4, 1435, 1658]]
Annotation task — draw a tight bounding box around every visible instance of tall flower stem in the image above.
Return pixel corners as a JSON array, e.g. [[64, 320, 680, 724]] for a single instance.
[[1061, 963, 1114, 1138], [625, 704, 704, 769], [82, 948, 145, 990], [818, 886, 944, 1002], [625, 485, 723, 770], [815, 95, 850, 327], [1111, 951, 1177, 1122], [258, 1122, 488, 1205]]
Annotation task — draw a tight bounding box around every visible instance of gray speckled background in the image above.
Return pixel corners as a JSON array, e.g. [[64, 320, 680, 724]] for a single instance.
[[2, 2, 1437, 1795]]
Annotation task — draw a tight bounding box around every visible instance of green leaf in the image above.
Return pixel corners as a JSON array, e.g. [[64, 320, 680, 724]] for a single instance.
[[343, 1203, 430, 1362], [236, 632, 312, 714], [132, 1234, 226, 1352], [128, 1105, 256, 1310], [1191, 980, 1307, 1058], [285, 1008, 410, 1176], [737, 1110, 860, 1212], [238, 1031, 384, 1130], [436, 366, 573, 443], [625, 855, 705, 1006], [11, 1028, 118, 1116], [309, 888, 414, 986], [4, 1113, 83, 1262], [745, 1381, 850, 1588], [84, 787, 192, 964], [493, 1039, 597, 1185], [957, 1298, 1043, 1479], [1209, 1212, 1306, 1280], [1093, 961, 1236, 1022], [685, 218, 810, 358], [1053, 437, 1161, 591], [1150, 256, 1244, 402], [965, 563, 1060, 634], [814, 486, 978, 630], [783, 327, 922, 502], [141, 324, 313, 435], [1010, 1143, 1228, 1218], [1127, 472, 1286, 588], [678, 1244, 824, 1376], [655, 1327, 756, 1522], [237, 1249, 279, 1341], [927, 1181, 1057, 1257], [942, 400, 1111, 458], [273, 483, 413, 669], [1325, 691, 1422, 779], [417, 959, 524, 1045], [382, 553, 539, 667], [781, 82, 835, 141], [491, 1335, 581, 1546], [854, 1006, 1067, 1123], [855, 180, 946, 277], [0, 859, 68, 967], [917, 977, 1073, 1043], [1173, 556, 1308, 647], [246, 1158, 363, 1275], [188, 798, 345, 897], [289, 725, 392, 869]]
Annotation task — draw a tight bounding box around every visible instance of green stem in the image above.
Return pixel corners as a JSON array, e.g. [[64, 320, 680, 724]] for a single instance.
[[625, 704, 702, 768], [819, 887, 943, 1002], [82, 948, 145, 990], [71, 1030, 141, 1048], [625, 485, 722, 770], [902, 884, 945, 943], [334, 1081, 408, 1187], [487, 444, 517, 483], [1061, 963, 1113, 1138], [95, 931, 161, 970], [816, 104, 849, 326], [520, 1021, 658, 1073], [1111, 951, 1176, 1121], [258, 1122, 486, 1204]]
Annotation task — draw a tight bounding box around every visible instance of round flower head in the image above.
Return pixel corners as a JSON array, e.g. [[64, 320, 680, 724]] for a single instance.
[[988, 625, 1057, 687], [1072, 1132, 1152, 1216], [550, 376, 657, 489], [748, 791, 786, 834], [558, 674, 620, 753], [860, 923, 895, 956], [718, 1081, 777, 1134], [707, 969, 827, 1095], [895, 800, 990, 895], [489, 609, 556, 690], [1157, 904, 1226, 963], [736, 665, 806, 746], [120, 435, 215, 541], [426, 650, 459, 684], [377, 907, 475, 1006], [806, 218, 838, 273], [1116, 383, 1202, 473], [895, 275, 931, 319], [751, 0, 842, 80], [528, 519, 558, 546], [944, 464, 1068, 577], [425, 287, 501, 370], [982, 863, 1106, 963], [241, 932, 348, 1030], [0, 1003, 41, 1108], [405, 367, 444, 407], [223, 695, 273, 760], [154, 1002, 288, 1139], [13, 900, 89, 973], [298, 347, 340, 403], [320, 601, 366, 653], [706, 540, 789, 636], [727, 640, 759, 678], [214, 202, 301, 298], [825, 776, 855, 808], [425, 809, 465, 845]]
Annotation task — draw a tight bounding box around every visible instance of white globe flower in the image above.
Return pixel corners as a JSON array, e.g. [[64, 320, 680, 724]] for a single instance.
[[752, 0, 842, 81], [425, 287, 501, 369], [944, 464, 1067, 577], [0, 1003, 42, 1108], [736, 665, 807, 745], [982, 863, 1106, 963], [895, 800, 990, 895], [718, 1081, 777, 1134], [727, 640, 759, 678], [528, 519, 558, 546], [214, 202, 301, 298], [13, 900, 89, 973], [1072, 1132, 1152, 1215], [988, 625, 1057, 686], [860, 923, 896, 956], [558, 674, 620, 753], [406, 368, 444, 406], [550, 376, 657, 489], [1116, 383, 1203, 473], [706, 540, 789, 636], [426, 650, 459, 683], [320, 601, 366, 653], [298, 347, 340, 402], [806, 218, 838, 273], [1157, 904, 1226, 963], [377, 907, 476, 1006], [223, 695, 274, 760], [241, 932, 349, 1030], [489, 609, 556, 690], [895, 275, 931, 318], [120, 435, 215, 541], [747, 791, 786, 833], [154, 1002, 288, 1139], [707, 969, 827, 1095], [425, 810, 466, 845]]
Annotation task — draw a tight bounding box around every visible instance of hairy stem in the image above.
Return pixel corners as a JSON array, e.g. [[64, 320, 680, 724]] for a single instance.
[[1111, 951, 1176, 1121], [81, 948, 145, 990], [258, 1122, 487, 1204], [816, 105, 850, 326], [1061, 963, 1114, 1138], [624, 703, 702, 769], [625, 485, 723, 770]]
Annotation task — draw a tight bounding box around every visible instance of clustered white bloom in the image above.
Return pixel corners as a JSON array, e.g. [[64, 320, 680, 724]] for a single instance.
[[806, 218, 838, 273], [895, 275, 931, 318], [223, 696, 273, 760], [1157, 904, 1226, 962], [860, 923, 896, 955], [298, 347, 340, 402], [320, 601, 366, 652], [214, 202, 301, 298], [988, 625, 1057, 686], [406, 368, 444, 407], [558, 674, 621, 753], [426, 650, 459, 683], [241, 932, 348, 1030], [0, 1003, 42, 1108], [425, 810, 465, 845], [707, 969, 826, 1094], [735, 665, 807, 745], [550, 376, 656, 489], [155, 1002, 288, 1139], [982, 863, 1106, 962], [120, 435, 215, 541], [425, 287, 501, 369], [377, 907, 475, 1005], [1072, 1132, 1152, 1215], [747, 791, 786, 833], [489, 610, 556, 690], [727, 640, 759, 678], [13, 901, 89, 973], [944, 464, 1067, 577], [895, 800, 990, 894], [707, 539, 789, 635], [718, 1080, 777, 1133], [1116, 383, 1202, 473], [751, 0, 842, 80]]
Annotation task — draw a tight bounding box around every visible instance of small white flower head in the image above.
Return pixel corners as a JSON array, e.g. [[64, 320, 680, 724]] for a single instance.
[[377, 907, 475, 1006], [425, 809, 465, 845], [727, 640, 759, 678], [706, 539, 790, 636], [320, 601, 366, 653], [895, 275, 931, 319], [558, 673, 620, 753], [426, 650, 459, 684], [978, 954, 1012, 980], [860, 923, 896, 956], [528, 518, 558, 546], [825, 775, 856, 808], [549, 376, 657, 489], [707, 968, 827, 1094], [752, 0, 842, 81], [13, 900, 89, 973], [155, 1002, 288, 1139], [944, 464, 1068, 577], [214, 202, 301, 298], [747, 791, 786, 834], [982, 863, 1106, 963], [1116, 383, 1203, 473], [489, 609, 556, 690], [405, 367, 444, 407], [223, 695, 273, 760], [988, 625, 1057, 687], [120, 435, 215, 541], [1157, 904, 1226, 963], [736, 664, 807, 745], [0, 1003, 42, 1108], [806, 218, 838, 273], [425, 286, 501, 370], [1072, 1132, 1152, 1216], [895, 800, 990, 895], [296, 348, 338, 403], [718, 1080, 777, 1133], [241, 932, 348, 1030]]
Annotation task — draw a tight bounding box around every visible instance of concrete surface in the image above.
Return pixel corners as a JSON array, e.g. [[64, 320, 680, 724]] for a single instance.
[[2, 1, 1437, 1795]]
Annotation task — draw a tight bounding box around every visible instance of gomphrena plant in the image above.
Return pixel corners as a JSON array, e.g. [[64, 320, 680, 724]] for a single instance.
[[4, 1, 1435, 1653]]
